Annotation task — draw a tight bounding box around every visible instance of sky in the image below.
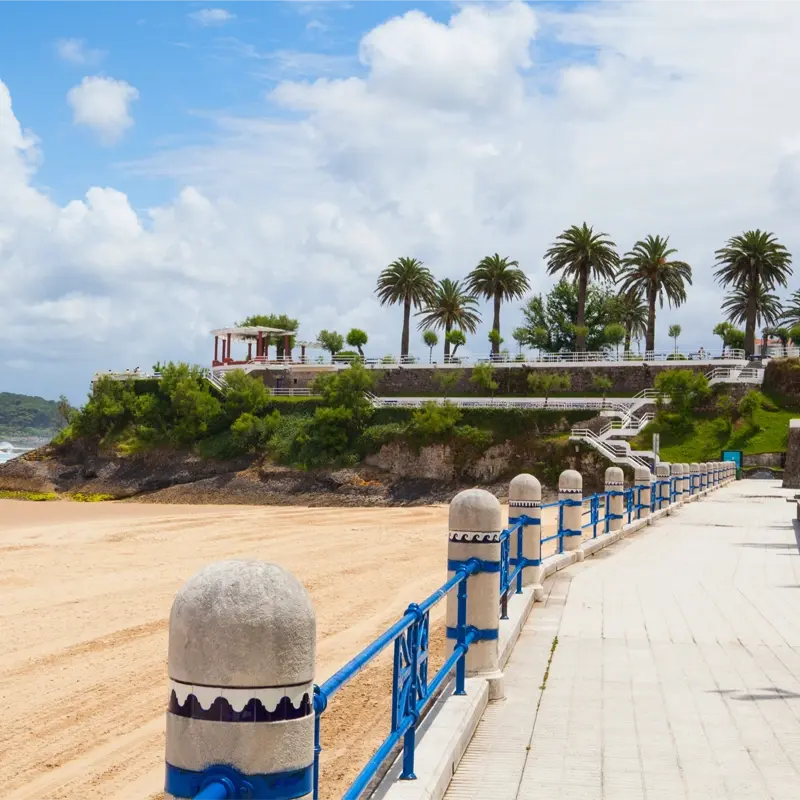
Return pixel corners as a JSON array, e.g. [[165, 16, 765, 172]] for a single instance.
[[2, 1, 800, 403]]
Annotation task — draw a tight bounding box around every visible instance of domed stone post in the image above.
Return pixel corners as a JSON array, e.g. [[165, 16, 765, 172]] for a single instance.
[[679, 463, 690, 499], [656, 463, 671, 510], [446, 488, 504, 700], [605, 466, 625, 533], [165, 561, 315, 800], [508, 474, 543, 600], [559, 470, 583, 557], [699, 462, 708, 492], [671, 463, 683, 505], [634, 465, 652, 521], [689, 463, 700, 497]]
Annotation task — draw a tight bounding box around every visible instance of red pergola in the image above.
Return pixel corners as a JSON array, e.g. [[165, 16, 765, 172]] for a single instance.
[[211, 326, 296, 366]]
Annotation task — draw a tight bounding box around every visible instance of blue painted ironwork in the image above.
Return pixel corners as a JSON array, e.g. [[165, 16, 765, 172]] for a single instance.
[[170, 763, 313, 799], [313, 562, 479, 800]]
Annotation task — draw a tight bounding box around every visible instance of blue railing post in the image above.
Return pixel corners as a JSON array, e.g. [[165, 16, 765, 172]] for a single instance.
[[455, 572, 468, 695], [515, 523, 524, 594], [400, 605, 421, 780], [558, 502, 565, 553]]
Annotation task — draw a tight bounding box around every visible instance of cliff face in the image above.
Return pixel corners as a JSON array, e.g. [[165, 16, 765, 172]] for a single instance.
[[0, 434, 613, 507]]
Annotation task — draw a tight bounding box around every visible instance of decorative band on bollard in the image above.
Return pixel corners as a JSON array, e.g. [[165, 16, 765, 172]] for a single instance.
[[164, 560, 316, 800], [446, 488, 504, 700], [508, 474, 543, 599], [559, 469, 583, 554], [605, 466, 625, 532], [634, 466, 651, 521]]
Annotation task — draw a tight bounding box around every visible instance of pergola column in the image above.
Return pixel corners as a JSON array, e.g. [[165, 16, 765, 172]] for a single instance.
[[214, 336, 219, 363], [226, 333, 232, 363], [247, 342, 252, 360], [257, 331, 263, 359]]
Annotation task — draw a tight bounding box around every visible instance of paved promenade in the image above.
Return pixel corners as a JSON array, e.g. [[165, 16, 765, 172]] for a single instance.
[[444, 480, 800, 800]]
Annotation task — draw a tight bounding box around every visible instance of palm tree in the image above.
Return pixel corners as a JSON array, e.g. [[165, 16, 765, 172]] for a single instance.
[[376, 257, 437, 358], [721, 283, 782, 342], [466, 254, 529, 356], [617, 235, 692, 353], [416, 278, 482, 361], [615, 289, 648, 353], [544, 223, 619, 352], [714, 230, 793, 358], [780, 288, 800, 329]]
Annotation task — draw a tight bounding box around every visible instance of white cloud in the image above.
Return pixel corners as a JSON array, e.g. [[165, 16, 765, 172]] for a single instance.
[[55, 38, 106, 66], [189, 8, 235, 26], [66, 76, 139, 145], [4, 2, 800, 401]]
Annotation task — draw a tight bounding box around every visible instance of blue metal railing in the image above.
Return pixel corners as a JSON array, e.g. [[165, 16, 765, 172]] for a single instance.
[[198, 476, 712, 800], [312, 561, 480, 799]]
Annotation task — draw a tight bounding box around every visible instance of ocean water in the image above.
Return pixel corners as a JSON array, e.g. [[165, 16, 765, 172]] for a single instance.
[[0, 442, 31, 464]]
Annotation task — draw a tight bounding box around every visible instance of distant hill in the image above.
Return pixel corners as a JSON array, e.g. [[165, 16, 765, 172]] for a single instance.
[[0, 392, 60, 436]]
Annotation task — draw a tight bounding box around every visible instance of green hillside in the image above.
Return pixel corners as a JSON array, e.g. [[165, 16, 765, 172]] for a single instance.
[[0, 392, 61, 436]]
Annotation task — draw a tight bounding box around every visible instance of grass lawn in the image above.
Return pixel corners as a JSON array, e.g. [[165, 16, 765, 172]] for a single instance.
[[632, 405, 793, 463]]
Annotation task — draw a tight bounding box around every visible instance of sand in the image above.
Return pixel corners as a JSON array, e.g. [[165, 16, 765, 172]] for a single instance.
[[0, 497, 565, 800]]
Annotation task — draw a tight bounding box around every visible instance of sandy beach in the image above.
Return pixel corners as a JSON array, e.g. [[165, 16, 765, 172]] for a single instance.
[[0, 498, 563, 799]]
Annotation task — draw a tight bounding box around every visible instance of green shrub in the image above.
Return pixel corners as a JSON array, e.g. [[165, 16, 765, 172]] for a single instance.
[[0, 490, 58, 501], [230, 410, 281, 454], [294, 406, 355, 467], [407, 402, 462, 442], [360, 422, 408, 453], [266, 415, 307, 463], [70, 493, 115, 502], [222, 370, 271, 421]]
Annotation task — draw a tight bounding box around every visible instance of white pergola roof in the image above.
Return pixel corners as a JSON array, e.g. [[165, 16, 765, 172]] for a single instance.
[[211, 326, 294, 341]]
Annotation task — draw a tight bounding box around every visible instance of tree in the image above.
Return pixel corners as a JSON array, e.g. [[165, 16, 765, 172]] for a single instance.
[[614, 289, 648, 353], [714, 230, 793, 358], [312, 361, 376, 433], [346, 328, 368, 358], [466, 253, 529, 355], [604, 323, 625, 359], [222, 369, 270, 421], [544, 223, 619, 352], [56, 395, 73, 429], [790, 324, 800, 351], [416, 278, 481, 361], [738, 389, 763, 430], [591, 374, 613, 405], [512, 327, 528, 358], [423, 330, 438, 362], [720, 283, 782, 348], [519, 280, 622, 353], [435, 369, 462, 398], [617, 235, 692, 353], [653, 369, 710, 428], [488, 329, 504, 357], [527, 372, 571, 406], [318, 329, 344, 359], [376, 257, 437, 359], [780, 288, 800, 329], [238, 313, 299, 359], [469, 362, 498, 397], [445, 329, 466, 359], [713, 322, 733, 355], [668, 324, 682, 354]]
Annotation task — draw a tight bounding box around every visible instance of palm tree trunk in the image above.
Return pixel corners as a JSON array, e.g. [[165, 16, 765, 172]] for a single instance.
[[444, 321, 451, 362], [401, 297, 411, 358], [492, 294, 501, 355], [646, 285, 657, 353], [624, 325, 632, 353], [745, 282, 757, 358], [576, 268, 588, 352]]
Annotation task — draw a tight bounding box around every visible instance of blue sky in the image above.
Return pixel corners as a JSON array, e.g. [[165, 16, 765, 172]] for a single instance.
[[1, 2, 799, 403]]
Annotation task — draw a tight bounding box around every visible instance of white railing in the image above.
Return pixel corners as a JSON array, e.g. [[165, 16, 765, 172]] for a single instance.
[[369, 396, 639, 413], [570, 427, 651, 470], [705, 367, 763, 385], [267, 388, 312, 396], [205, 371, 228, 393], [91, 370, 160, 383]]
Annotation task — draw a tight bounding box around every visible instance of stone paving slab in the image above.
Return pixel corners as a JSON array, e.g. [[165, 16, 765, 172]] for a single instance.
[[443, 481, 800, 800]]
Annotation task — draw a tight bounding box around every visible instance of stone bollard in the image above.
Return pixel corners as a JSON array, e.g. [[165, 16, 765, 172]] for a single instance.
[[689, 463, 700, 496], [656, 463, 671, 509], [446, 488, 504, 700], [699, 462, 708, 492], [671, 463, 683, 505], [680, 463, 690, 498], [165, 561, 316, 800], [559, 469, 583, 558], [634, 465, 651, 521], [508, 474, 543, 600], [605, 466, 625, 533]]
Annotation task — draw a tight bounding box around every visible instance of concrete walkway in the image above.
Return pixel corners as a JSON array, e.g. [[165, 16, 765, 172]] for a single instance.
[[444, 481, 800, 800]]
